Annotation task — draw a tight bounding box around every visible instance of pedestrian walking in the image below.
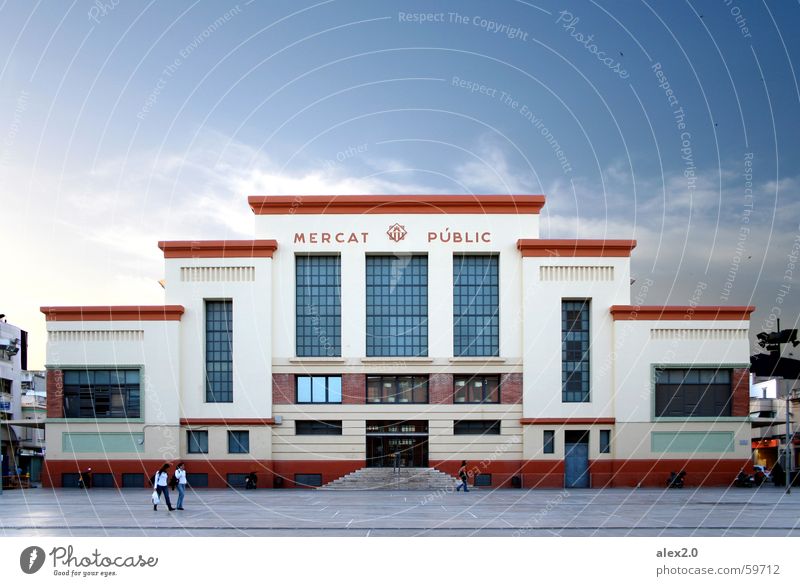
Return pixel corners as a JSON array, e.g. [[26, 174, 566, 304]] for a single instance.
[[78, 467, 92, 489], [153, 463, 175, 511], [392, 451, 400, 473], [456, 460, 469, 492], [174, 463, 187, 510]]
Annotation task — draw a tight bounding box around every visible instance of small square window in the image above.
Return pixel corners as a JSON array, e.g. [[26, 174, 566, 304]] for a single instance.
[[188, 430, 208, 454], [228, 430, 249, 454]]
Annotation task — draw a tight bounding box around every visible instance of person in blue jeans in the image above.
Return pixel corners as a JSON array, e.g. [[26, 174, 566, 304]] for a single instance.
[[153, 463, 174, 511], [174, 462, 187, 510], [456, 460, 469, 492]]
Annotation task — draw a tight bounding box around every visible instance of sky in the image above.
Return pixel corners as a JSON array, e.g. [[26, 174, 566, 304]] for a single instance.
[[0, 0, 798, 370]]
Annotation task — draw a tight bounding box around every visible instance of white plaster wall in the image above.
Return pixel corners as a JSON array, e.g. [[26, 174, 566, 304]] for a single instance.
[[0, 321, 23, 422], [46, 320, 181, 426], [258, 213, 537, 363], [613, 320, 751, 422], [163, 257, 273, 419], [520, 257, 632, 419]]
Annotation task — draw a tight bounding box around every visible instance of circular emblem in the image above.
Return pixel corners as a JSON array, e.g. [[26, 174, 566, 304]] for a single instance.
[[20, 546, 46, 574]]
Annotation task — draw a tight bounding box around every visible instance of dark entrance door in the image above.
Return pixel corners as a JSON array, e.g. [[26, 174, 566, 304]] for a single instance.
[[366, 421, 429, 468], [564, 430, 590, 488]]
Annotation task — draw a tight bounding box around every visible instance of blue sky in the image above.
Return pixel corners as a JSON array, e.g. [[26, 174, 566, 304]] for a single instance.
[[1, 0, 798, 368]]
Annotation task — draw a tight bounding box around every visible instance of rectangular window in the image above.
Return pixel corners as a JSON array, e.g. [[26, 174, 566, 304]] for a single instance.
[[454, 375, 500, 403], [226, 473, 248, 489], [185, 473, 208, 488], [121, 473, 145, 488], [600, 430, 611, 454], [296, 375, 342, 403], [366, 255, 428, 357], [295, 420, 343, 435], [366, 375, 428, 403], [453, 255, 499, 356], [453, 420, 501, 435], [91, 473, 114, 488], [62, 369, 140, 418], [562, 300, 590, 403], [187, 430, 208, 454], [655, 368, 733, 417], [474, 473, 492, 487], [295, 473, 323, 487], [205, 300, 233, 402], [543, 430, 555, 454], [296, 255, 341, 357], [228, 430, 249, 453]]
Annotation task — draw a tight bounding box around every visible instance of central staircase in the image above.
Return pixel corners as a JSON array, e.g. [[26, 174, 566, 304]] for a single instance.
[[320, 467, 459, 491]]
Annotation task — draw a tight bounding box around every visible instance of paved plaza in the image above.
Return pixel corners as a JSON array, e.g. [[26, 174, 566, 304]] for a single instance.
[[2, 486, 800, 536]]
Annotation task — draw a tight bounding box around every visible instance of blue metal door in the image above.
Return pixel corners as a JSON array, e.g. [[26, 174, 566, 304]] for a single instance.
[[564, 442, 589, 488]]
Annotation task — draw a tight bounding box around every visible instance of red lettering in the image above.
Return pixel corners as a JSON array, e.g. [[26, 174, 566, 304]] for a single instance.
[[481, 232, 491, 243], [321, 233, 331, 243], [294, 233, 305, 243], [335, 233, 345, 243], [428, 232, 437, 242], [309, 233, 318, 244], [347, 233, 359, 243], [361, 232, 369, 243]]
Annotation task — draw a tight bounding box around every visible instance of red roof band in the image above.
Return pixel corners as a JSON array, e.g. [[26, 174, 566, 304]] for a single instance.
[[248, 194, 546, 215], [40, 306, 185, 322]]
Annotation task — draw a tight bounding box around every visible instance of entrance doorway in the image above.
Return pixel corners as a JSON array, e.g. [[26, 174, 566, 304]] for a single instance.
[[366, 421, 428, 468], [564, 430, 590, 488]]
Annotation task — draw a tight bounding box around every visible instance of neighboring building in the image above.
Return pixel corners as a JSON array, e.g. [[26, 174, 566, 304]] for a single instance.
[[0, 320, 27, 482], [40, 195, 754, 489], [19, 371, 46, 483], [750, 376, 799, 471]]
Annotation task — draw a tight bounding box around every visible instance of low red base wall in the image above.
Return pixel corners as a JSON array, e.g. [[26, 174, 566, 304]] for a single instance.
[[42, 457, 752, 489]]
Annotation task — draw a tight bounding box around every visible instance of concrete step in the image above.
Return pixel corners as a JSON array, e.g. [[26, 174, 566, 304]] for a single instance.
[[320, 467, 460, 491]]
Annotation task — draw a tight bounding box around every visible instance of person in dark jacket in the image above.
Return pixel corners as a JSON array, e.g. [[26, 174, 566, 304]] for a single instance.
[[456, 460, 469, 492], [772, 461, 785, 487]]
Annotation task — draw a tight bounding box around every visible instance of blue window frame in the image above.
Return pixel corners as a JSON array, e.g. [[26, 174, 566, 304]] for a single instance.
[[228, 430, 249, 454], [453, 255, 499, 356], [296, 255, 341, 357], [62, 369, 140, 418], [187, 430, 208, 454], [296, 375, 342, 403], [205, 300, 233, 403], [366, 255, 428, 357], [562, 300, 590, 402]]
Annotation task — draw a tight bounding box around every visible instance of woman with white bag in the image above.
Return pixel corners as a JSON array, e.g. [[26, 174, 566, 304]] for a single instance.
[[152, 463, 175, 511]]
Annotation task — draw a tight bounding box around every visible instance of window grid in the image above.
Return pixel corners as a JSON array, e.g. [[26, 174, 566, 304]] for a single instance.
[[187, 430, 208, 454], [453, 255, 499, 357], [62, 369, 140, 418], [654, 368, 733, 417], [205, 300, 233, 402], [562, 300, 590, 402], [366, 375, 429, 404], [296, 375, 342, 404], [453, 420, 501, 435], [366, 255, 428, 357], [228, 430, 249, 454], [296, 256, 341, 357], [295, 420, 343, 435], [454, 375, 500, 403]]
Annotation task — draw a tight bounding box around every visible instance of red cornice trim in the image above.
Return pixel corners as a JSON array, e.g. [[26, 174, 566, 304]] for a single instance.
[[40, 306, 185, 322], [180, 418, 276, 426], [520, 418, 616, 425], [158, 240, 278, 258], [517, 239, 637, 257], [610, 305, 756, 321], [248, 195, 546, 215]]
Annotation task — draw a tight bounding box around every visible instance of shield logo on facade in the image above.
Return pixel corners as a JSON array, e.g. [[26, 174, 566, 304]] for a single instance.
[[386, 223, 407, 242]]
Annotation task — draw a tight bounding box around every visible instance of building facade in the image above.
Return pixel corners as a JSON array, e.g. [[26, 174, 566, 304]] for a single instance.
[[0, 320, 27, 482], [41, 195, 753, 489]]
